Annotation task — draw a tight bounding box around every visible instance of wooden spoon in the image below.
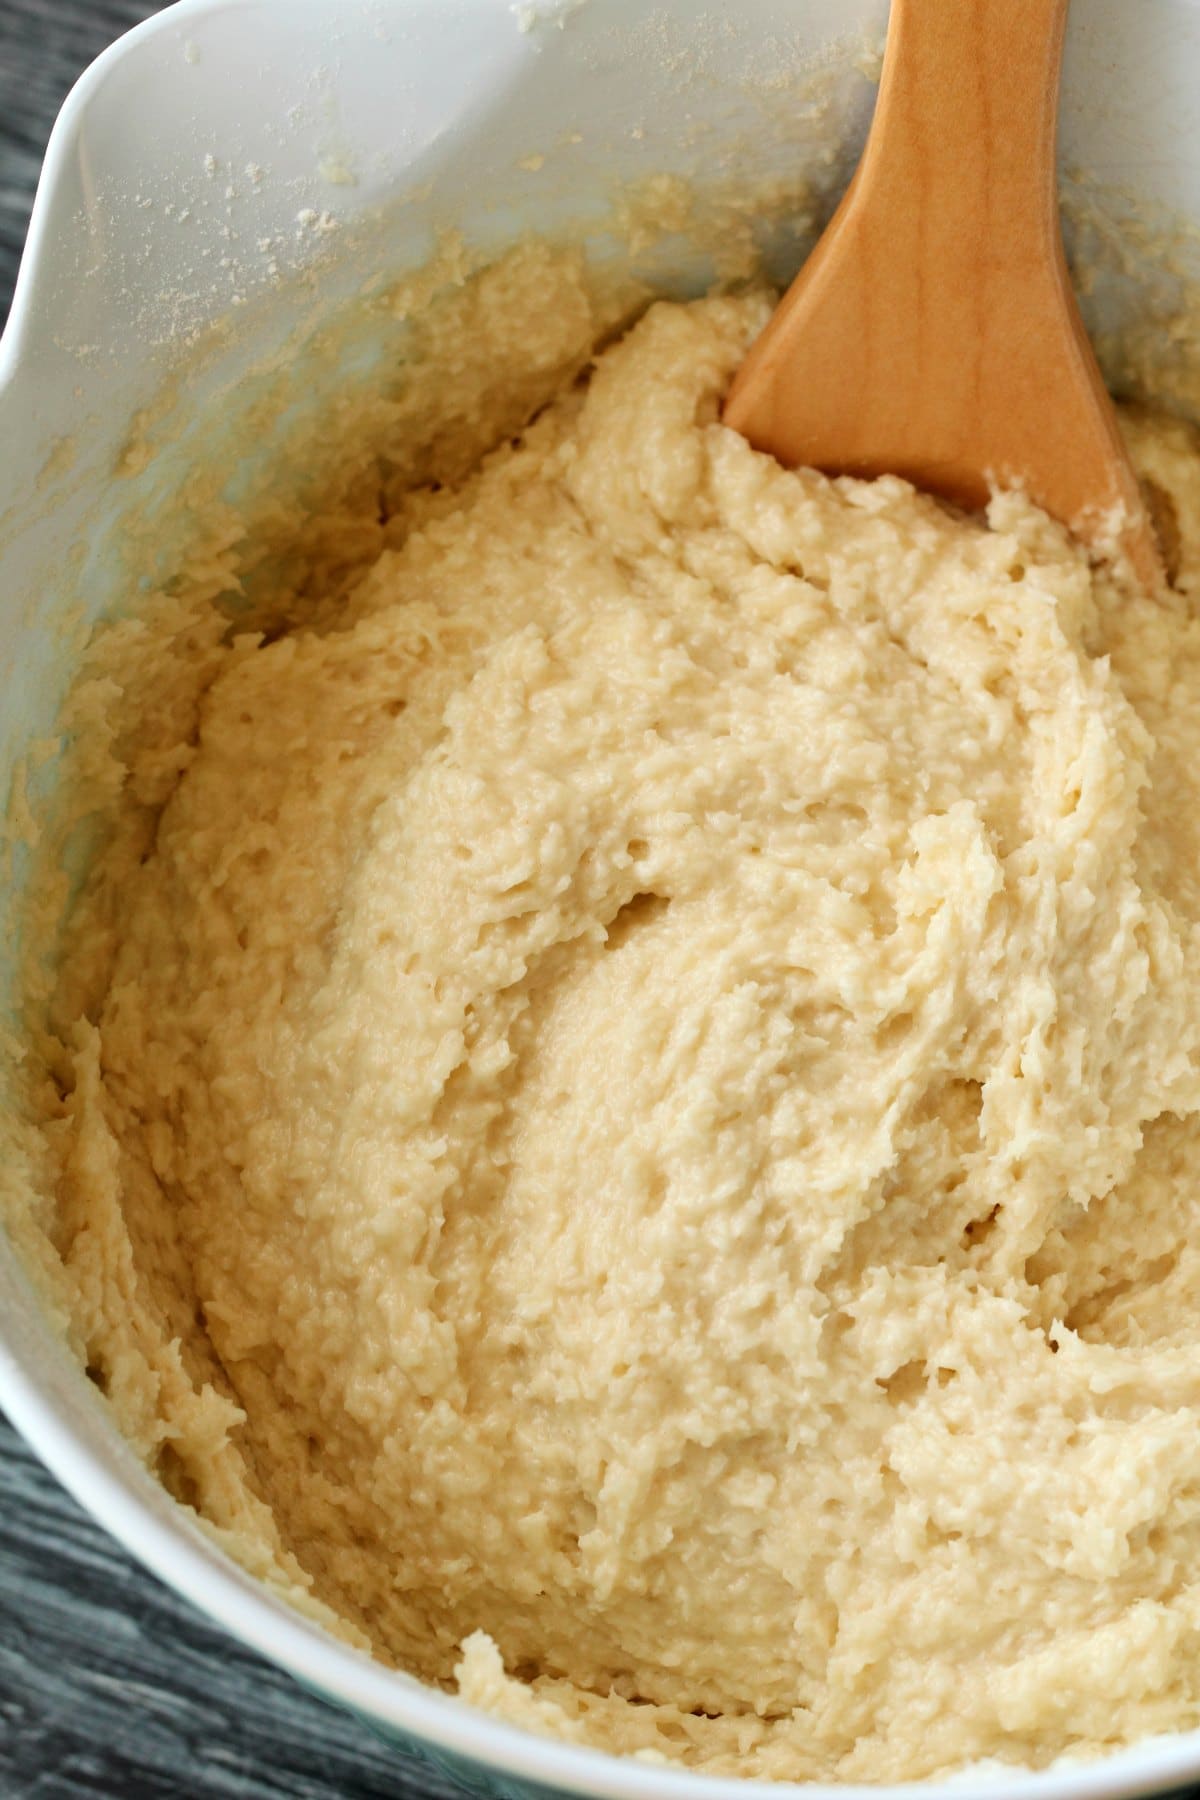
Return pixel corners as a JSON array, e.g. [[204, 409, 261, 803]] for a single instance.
[[723, 0, 1162, 590]]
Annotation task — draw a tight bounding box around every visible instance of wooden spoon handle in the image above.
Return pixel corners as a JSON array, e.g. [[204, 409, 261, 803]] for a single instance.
[[834, 0, 1076, 428], [724, 0, 1161, 588], [865, 0, 1069, 229]]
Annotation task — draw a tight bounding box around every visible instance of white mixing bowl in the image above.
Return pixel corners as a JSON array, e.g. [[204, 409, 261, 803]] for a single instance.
[[4, 3, 1200, 1797]]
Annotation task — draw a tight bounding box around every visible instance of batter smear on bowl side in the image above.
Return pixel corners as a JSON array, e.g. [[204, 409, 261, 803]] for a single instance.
[[10, 244, 1200, 1782]]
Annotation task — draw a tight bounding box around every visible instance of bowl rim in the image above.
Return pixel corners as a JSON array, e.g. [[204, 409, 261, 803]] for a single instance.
[[4, 5, 1200, 1799], [0, 0, 193, 384]]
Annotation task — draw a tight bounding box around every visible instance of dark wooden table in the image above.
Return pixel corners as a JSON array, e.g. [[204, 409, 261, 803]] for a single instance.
[[0, 5, 457, 1795]]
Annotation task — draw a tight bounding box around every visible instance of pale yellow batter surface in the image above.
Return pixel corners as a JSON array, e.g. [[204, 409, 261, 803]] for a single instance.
[[14, 246, 1200, 1783]]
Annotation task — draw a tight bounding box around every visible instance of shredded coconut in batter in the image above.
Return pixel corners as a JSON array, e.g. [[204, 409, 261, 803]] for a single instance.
[[10, 243, 1200, 1782]]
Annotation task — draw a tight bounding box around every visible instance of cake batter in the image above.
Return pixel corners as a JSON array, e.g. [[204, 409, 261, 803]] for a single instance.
[[12, 246, 1200, 1782]]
